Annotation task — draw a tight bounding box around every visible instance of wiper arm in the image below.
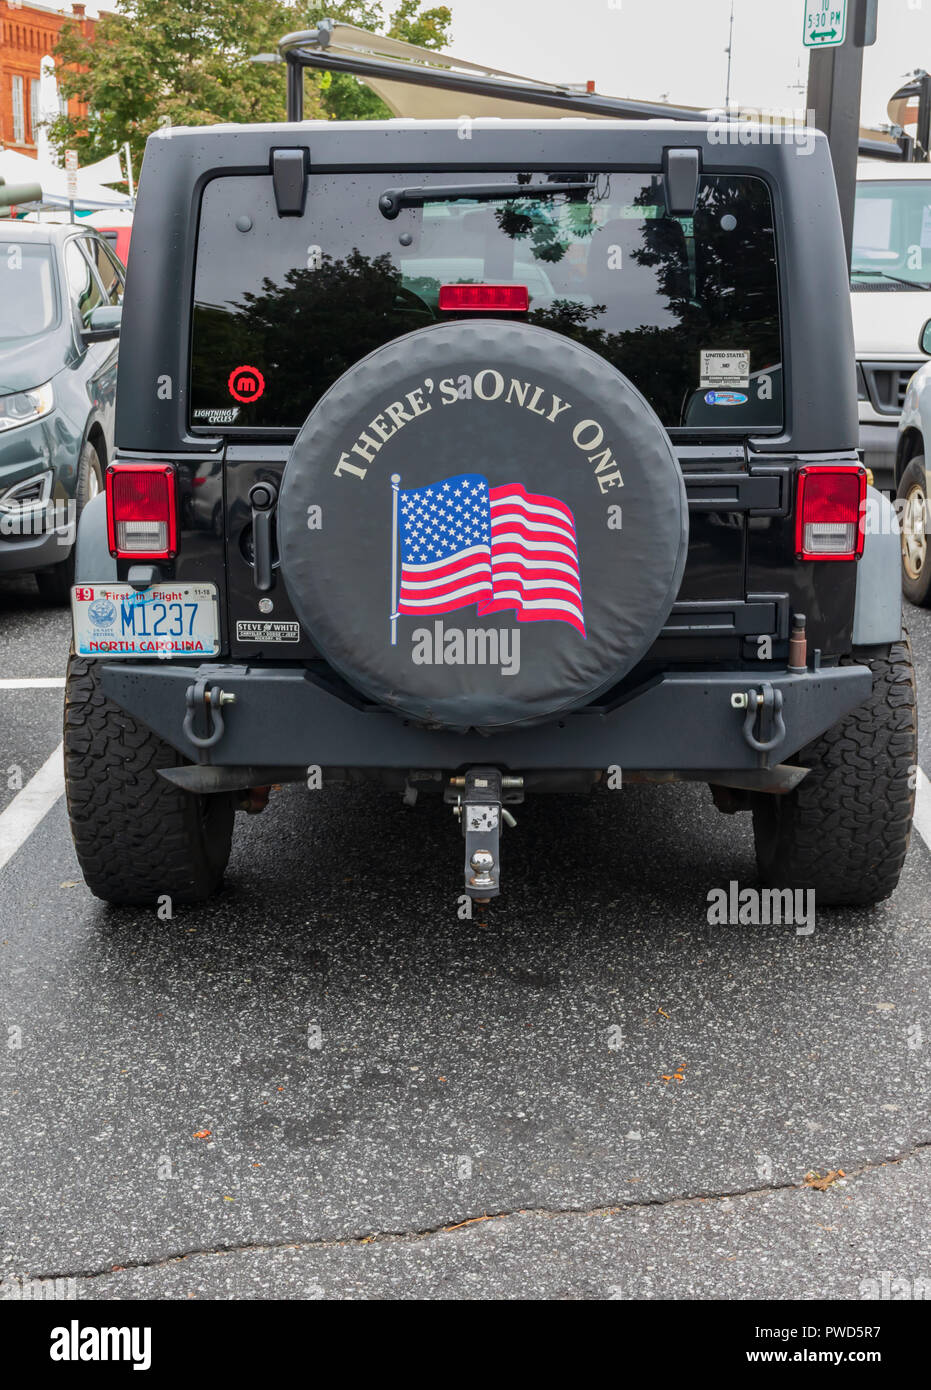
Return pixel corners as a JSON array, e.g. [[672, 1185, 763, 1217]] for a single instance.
[[851, 268, 931, 289], [378, 180, 595, 220]]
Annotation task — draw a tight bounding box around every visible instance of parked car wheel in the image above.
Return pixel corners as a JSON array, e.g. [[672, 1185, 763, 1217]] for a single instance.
[[896, 456, 931, 606], [64, 652, 237, 905], [751, 637, 917, 906], [36, 440, 104, 605]]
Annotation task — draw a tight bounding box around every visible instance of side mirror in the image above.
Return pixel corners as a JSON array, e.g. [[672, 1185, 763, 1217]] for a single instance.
[[82, 304, 122, 342], [920, 318, 931, 356]]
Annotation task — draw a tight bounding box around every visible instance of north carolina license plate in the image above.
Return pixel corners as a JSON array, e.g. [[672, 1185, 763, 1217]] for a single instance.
[[71, 583, 220, 658]]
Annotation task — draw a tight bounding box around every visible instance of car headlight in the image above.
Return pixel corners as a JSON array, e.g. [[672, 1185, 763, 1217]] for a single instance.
[[0, 381, 54, 432]]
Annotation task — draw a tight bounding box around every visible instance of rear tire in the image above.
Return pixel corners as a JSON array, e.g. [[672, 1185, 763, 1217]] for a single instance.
[[751, 637, 916, 906], [64, 653, 236, 905], [36, 440, 103, 605], [896, 457, 931, 606]]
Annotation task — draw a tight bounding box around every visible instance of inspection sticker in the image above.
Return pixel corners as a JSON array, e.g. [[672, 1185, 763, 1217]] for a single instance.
[[700, 349, 750, 389], [236, 620, 301, 642]]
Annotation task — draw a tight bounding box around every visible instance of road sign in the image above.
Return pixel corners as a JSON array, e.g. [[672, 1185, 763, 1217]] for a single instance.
[[803, 2, 847, 48]]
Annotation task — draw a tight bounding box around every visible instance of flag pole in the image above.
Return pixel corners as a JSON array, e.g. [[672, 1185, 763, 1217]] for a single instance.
[[390, 474, 401, 646]]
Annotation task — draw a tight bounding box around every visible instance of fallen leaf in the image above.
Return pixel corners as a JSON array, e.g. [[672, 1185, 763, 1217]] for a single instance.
[[803, 1169, 844, 1191], [193, 1129, 211, 1140]]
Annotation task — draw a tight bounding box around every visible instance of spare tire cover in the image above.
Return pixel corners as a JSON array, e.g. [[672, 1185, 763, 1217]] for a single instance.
[[278, 320, 687, 732]]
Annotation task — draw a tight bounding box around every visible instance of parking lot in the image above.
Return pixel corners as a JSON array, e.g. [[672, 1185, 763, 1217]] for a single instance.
[[0, 573, 927, 1301]]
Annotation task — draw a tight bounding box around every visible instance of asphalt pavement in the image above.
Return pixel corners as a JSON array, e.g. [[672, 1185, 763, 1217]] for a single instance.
[[0, 571, 929, 1301]]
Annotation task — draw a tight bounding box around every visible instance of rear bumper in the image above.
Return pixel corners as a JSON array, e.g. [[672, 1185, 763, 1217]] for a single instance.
[[98, 660, 873, 774]]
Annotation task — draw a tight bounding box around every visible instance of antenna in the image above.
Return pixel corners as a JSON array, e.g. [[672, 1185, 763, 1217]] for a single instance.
[[724, 0, 735, 112]]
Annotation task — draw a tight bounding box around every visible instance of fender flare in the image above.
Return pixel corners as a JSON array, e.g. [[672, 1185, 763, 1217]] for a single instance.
[[74, 491, 117, 582], [853, 485, 901, 646]]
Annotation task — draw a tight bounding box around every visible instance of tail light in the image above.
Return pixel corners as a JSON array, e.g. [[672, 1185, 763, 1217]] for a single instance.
[[795, 465, 867, 561], [439, 283, 529, 312], [106, 463, 178, 559]]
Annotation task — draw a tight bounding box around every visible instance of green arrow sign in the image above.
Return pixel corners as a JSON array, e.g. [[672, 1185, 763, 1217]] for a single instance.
[[803, 1, 847, 48]]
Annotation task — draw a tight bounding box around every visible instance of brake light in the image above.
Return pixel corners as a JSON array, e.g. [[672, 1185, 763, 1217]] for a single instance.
[[795, 465, 866, 561], [438, 283, 529, 312], [106, 463, 178, 559]]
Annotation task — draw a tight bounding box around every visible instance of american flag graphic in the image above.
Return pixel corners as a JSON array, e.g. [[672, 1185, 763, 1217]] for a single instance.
[[393, 473, 585, 636]]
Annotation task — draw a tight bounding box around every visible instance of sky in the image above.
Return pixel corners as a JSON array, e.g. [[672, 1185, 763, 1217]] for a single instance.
[[81, 0, 931, 129]]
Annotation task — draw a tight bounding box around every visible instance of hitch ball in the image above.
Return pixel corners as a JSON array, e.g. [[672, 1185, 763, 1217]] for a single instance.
[[469, 848, 496, 889]]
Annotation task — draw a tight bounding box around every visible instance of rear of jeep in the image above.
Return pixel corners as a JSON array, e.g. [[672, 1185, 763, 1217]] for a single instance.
[[64, 118, 916, 908]]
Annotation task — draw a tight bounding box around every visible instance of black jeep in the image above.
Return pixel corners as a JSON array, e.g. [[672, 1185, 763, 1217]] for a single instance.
[[64, 112, 916, 907]]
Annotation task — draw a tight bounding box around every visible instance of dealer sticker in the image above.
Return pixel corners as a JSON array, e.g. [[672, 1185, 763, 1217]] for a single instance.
[[236, 620, 300, 643], [700, 349, 750, 389]]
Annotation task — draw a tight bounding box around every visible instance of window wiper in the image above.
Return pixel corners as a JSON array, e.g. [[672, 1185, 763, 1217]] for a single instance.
[[850, 268, 931, 289], [378, 180, 595, 220]]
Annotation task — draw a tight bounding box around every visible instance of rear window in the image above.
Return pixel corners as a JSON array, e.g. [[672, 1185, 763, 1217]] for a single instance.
[[0, 241, 59, 341], [190, 170, 782, 432]]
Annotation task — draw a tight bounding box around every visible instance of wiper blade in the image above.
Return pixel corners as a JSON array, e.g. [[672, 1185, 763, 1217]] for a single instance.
[[378, 180, 595, 219], [850, 268, 931, 289]]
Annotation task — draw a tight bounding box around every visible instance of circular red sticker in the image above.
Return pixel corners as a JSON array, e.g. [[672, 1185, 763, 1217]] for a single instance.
[[228, 365, 265, 403]]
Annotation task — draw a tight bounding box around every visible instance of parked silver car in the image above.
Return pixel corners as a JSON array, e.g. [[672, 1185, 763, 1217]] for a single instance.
[[896, 320, 931, 604]]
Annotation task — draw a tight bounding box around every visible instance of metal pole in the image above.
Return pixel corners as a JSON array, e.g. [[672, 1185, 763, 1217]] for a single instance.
[[124, 141, 135, 202], [805, 0, 878, 268], [286, 56, 304, 122], [917, 70, 931, 162], [390, 474, 401, 646]]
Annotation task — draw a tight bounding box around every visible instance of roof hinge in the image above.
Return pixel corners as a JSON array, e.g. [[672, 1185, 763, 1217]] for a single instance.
[[271, 147, 309, 217], [662, 147, 702, 216]]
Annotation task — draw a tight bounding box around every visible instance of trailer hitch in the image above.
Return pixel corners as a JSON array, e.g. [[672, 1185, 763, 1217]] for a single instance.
[[446, 768, 523, 901]]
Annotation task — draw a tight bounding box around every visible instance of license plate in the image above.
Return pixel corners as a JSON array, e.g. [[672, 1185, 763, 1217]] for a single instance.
[[71, 583, 220, 658]]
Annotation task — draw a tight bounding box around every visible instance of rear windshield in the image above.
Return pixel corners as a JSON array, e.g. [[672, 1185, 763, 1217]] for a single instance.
[[0, 241, 59, 341], [190, 170, 782, 432]]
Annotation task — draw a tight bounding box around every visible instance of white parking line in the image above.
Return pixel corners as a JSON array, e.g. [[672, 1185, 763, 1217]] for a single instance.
[[0, 743, 65, 874], [0, 678, 65, 689], [913, 767, 931, 854]]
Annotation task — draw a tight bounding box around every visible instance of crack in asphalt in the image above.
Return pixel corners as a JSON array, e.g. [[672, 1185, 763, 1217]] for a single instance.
[[15, 1136, 930, 1286]]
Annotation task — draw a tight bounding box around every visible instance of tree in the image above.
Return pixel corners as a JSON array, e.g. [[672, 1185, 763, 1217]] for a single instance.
[[48, 0, 453, 172]]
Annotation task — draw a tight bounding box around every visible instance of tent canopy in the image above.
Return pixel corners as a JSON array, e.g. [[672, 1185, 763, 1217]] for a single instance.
[[0, 148, 131, 210], [273, 21, 706, 122]]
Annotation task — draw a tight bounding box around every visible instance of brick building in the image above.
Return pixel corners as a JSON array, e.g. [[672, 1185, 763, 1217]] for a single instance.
[[0, 1, 94, 153]]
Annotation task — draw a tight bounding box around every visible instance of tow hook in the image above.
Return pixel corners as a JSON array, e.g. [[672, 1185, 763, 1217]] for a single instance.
[[183, 679, 236, 756], [731, 682, 786, 757], [446, 769, 523, 902]]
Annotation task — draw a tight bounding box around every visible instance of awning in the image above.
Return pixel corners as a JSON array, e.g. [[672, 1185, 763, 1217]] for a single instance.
[[0, 148, 131, 210]]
